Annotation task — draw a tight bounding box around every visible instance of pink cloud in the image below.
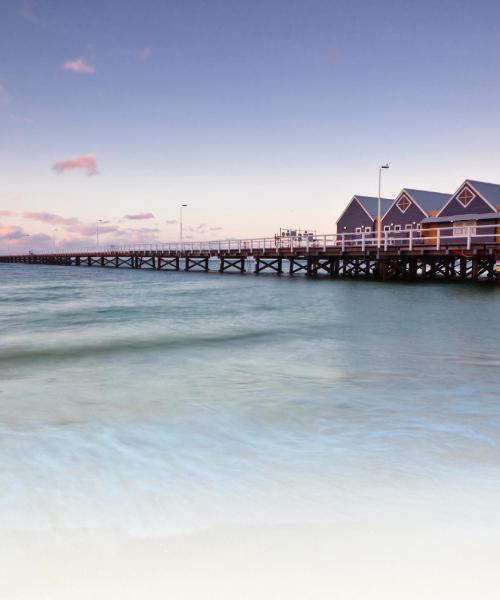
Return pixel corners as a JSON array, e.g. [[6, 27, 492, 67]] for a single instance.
[[114, 227, 160, 242], [0, 210, 17, 217], [66, 223, 118, 236], [20, 211, 117, 238], [139, 47, 152, 60], [124, 212, 155, 220], [22, 211, 80, 226], [0, 224, 25, 240], [0, 223, 51, 250], [62, 58, 95, 74], [0, 84, 9, 104], [52, 154, 98, 176]]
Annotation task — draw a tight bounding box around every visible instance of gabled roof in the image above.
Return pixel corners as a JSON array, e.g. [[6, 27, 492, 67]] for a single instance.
[[382, 188, 451, 220], [403, 189, 452, 214], [354, 195, 393, 219], [438, 179, 500, 216], [466, 180, 500, 208], [336, 195, 393, 224]]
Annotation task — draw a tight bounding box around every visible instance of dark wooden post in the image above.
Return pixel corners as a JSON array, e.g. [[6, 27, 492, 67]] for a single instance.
[[471, 258, 479, 280], [376, 259, 385, 281]]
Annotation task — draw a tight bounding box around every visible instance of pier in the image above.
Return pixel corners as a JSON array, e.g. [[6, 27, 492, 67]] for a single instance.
[[2, 228, 500, 284]]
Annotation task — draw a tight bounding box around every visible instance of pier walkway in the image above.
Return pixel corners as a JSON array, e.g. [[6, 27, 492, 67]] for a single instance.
[[2, 228, 500, 284]]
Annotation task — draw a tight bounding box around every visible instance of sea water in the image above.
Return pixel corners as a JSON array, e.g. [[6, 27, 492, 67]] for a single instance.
[[1, 263, 500, 538]]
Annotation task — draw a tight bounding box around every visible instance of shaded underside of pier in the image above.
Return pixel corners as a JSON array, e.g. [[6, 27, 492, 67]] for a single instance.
[[2, 245, 500, 284]]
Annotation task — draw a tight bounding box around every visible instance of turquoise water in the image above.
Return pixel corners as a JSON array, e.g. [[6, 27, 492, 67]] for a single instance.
[[1, 264, 500, 534]]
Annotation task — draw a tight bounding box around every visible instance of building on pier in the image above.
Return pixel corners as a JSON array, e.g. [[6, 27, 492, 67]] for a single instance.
[[381, 189, 451, 238], [336, 195, 393, 240], [421, 180, 500, 244]]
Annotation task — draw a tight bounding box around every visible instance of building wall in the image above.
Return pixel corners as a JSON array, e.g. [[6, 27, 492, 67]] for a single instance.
[[421, 219, 497, 245], [382, 200, 426, 232], [337, 200, 373, 234]]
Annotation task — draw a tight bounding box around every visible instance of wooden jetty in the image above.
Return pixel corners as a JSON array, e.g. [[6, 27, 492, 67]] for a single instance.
[[2, 228, 500, 285]]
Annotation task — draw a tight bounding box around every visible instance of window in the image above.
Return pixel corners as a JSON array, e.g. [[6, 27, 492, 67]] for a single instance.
[[365, 227, 371, 233], [453, 221, 477, 237], [355, 227, 362, 233], [383, 225, 391, 231], [416, 223, 421, 230], [397, 196, 411, 213], [458, 188, 474, 207], [405, 224, 412, 230], [394, 225, 401, 231]]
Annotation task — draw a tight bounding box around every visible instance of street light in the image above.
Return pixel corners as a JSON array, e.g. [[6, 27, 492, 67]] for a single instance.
[[96, 219, 103, 247], [180, 204, 187, 243], [377, 164, 390, 249]]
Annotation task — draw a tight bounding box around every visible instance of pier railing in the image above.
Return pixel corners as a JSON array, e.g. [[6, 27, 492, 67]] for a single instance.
[[1, 223, 499, 256]]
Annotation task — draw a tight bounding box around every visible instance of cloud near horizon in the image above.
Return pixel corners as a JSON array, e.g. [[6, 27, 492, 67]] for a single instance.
[[52, 154, 98, 176], [22, 211, 79, 226], [62, 58, 95, 74], [124, 212, 155, 220]]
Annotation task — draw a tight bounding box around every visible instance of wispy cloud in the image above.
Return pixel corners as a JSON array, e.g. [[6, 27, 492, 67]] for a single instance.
[[62, 58, 95, 74], [0, 224, 25, 240], [139, 46, 152, 60], [0, 210, 17, 218], [209, 226, 223, 232], [123, 212, 155, 220], [166, 219, 178, 225], [52, 154, 98, 176], [187, 224, 207, 234], [10, 114, 34, 124], [19, 0, 49, 28], [0, 84, 10, 104], [22, 211, 80, 226], [66, 223, 118, 236], [114, 227, 160, 243]]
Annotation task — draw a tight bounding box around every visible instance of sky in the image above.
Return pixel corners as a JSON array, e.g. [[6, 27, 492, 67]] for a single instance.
[[1, 0, 500, 250]]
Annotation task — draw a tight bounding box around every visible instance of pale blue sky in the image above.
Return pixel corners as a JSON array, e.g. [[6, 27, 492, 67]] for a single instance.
[[1, 0, 500, 247]]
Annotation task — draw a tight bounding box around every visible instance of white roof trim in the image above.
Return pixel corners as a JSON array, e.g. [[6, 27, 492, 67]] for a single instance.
[[336, 196, 374, 224], [437, 180, 497, 217]]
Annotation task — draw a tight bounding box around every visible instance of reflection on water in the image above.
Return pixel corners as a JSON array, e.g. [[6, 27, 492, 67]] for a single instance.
[[1, 264, 499, 534]]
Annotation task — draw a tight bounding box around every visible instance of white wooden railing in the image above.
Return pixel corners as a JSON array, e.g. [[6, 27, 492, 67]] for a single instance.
[[0, 223, 498, 255]]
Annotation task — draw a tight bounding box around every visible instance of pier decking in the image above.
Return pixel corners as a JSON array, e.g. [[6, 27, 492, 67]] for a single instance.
[[2, 228, 500, 284]]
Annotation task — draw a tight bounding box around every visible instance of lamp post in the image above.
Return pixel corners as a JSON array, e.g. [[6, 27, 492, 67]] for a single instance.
[[180, 204, 187, 243], [377, 164, 390, 249], [96, 219, 103, 247]]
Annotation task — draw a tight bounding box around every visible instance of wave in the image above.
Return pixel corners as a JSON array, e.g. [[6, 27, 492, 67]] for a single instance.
[[0, 328, 290, 365]]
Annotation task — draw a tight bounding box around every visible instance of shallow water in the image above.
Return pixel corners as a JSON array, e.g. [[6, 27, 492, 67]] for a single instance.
[[1, 264, 499, 535]]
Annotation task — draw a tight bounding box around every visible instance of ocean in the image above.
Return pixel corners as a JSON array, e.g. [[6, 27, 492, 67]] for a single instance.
[[1, 263, 500, 597]]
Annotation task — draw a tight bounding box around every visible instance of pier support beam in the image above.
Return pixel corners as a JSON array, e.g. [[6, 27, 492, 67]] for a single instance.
[[289, 257, 307, 276], [158, 256, 180, 270], [255, 257, 282, 274], [219, 257, 245, 273], [185, 256, 209, 271]]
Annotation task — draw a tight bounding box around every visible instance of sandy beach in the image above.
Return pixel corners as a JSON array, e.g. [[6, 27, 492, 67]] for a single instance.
[[2, 517, 499, 600]]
